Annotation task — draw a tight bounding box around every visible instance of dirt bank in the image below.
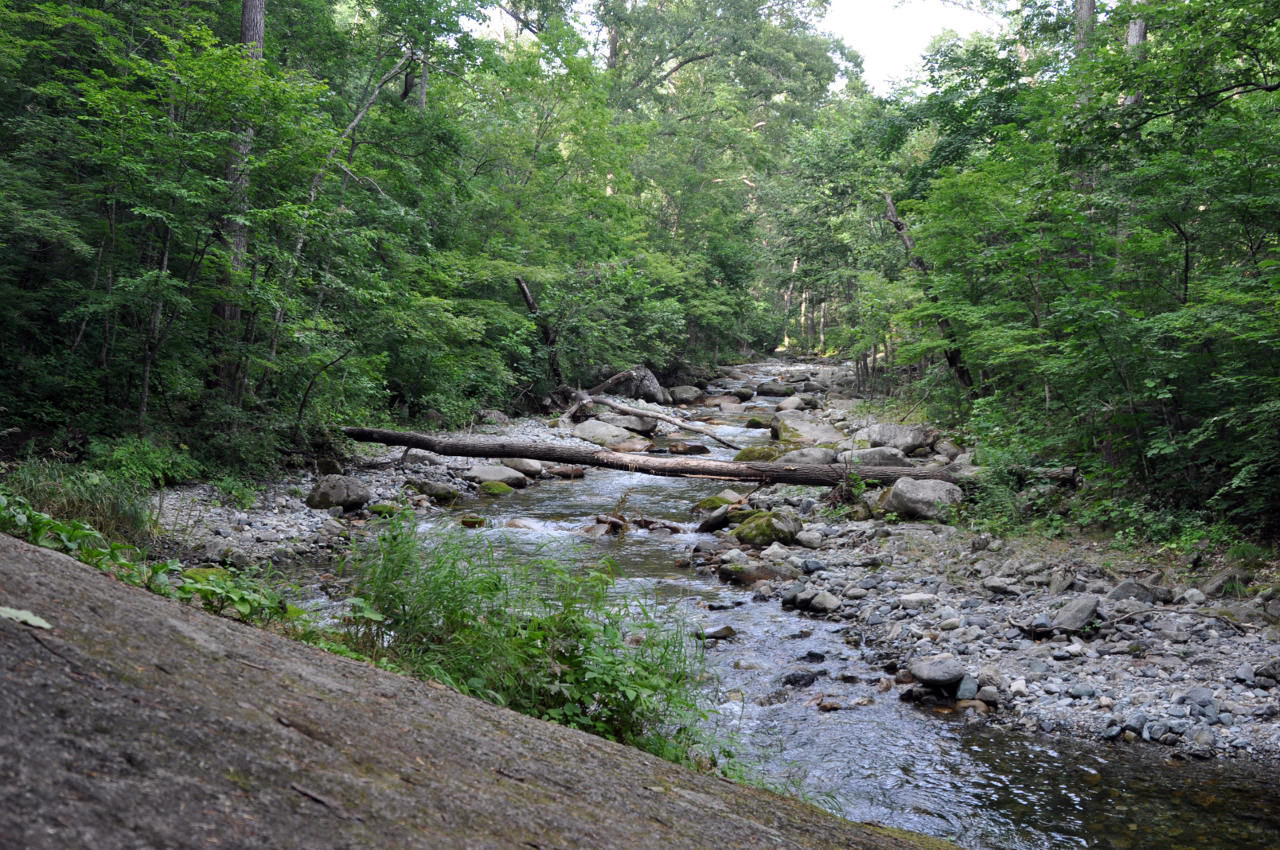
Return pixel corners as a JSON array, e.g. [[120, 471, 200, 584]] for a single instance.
[[0, 533, 948, 850]]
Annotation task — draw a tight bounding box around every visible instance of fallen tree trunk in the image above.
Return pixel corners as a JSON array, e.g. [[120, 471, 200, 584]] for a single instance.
[[342, 427, 961, 486]]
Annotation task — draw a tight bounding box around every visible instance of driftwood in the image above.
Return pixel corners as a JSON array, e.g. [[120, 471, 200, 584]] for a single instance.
[[341, 427, 961, 486]]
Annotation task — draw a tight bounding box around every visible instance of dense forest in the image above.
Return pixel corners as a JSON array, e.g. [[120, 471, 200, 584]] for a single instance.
[[1, 0, 1277, 532]]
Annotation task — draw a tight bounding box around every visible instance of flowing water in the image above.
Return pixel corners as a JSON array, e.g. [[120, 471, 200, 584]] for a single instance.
[[414, 371, 1280, 849]]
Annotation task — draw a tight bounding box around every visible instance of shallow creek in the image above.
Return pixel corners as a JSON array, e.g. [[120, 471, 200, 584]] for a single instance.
[[412, 380, 1280, 849]]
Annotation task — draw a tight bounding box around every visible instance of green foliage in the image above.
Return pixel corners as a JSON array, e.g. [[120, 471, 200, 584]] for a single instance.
[[2, 459, 154, 544], [210, 477, 260, 510], [341, 511, 709, 760], [176, 567, 284, 622], [86, 436, 202, 487]]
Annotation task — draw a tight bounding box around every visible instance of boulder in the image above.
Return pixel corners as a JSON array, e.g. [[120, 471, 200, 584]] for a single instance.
[[501, 458, 543, 477], [610, 437, 654, 453], [808, 591, 842, 614], [777, 447, 838, 465], [462, 465, 529, 489], [1050, 595, 1100, 632], [612, 366, 665, 403], [908, 654, 968, 689], [596, 412, 658, 435], [837, 446, 913, 468], [755, 380, 795, 397], [668, 385, 704, 404], [547, 465, 585, 479], [716, 559, 801, 586], [732, 511, 802, 547], [776, 396, 803, 412], [730, 387, 756, 402], [770, 411, 845, 445], [881, 478, 963, 520], [858, 423, 928, 453], [305, 475, 372, 511], [668, 441, 709, 455], [572, 418, 635, 447], [405, 478, 460, 503]]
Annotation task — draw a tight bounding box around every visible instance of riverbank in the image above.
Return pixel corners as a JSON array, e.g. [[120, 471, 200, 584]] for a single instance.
[[0, 532, 951, 850], [151, 359, 1280, 767]]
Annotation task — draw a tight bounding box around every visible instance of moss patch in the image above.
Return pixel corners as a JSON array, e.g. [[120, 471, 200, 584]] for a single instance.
[[694, 495, 733, 513], [732, 512, 800, 547], [733, 445, 782, 462], [479, 481, 514, 496]]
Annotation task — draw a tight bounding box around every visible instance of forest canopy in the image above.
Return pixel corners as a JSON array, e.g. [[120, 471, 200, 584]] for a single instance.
[[1, 0, 1277, 529]]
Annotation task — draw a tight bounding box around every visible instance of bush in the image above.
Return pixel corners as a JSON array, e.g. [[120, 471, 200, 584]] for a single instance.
[[341, 512, 708, 760], [86, 435, 202, 486]]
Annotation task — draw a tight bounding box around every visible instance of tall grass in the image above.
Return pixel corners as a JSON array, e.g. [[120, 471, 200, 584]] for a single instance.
[[2, 458, 153, 544], [341, 511, 710, 761]]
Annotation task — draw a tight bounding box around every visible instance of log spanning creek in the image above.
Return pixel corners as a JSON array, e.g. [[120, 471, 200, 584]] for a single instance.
[[362, 363, 1280, 850], [229, 361, 1280, 849]]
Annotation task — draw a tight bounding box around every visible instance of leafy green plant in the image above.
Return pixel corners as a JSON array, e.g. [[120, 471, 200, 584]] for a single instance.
[[341, 510, 710, 761], [177, 569, 283, 622], [211, 476, 260, 510], [86, 436, 202, 486]]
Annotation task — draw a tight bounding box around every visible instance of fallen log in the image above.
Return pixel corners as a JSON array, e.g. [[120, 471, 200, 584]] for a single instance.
[[341, 427, 961, 486]]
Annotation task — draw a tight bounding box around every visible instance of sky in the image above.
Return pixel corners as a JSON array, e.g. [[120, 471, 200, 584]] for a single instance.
[[821, 1, 1000, 93]]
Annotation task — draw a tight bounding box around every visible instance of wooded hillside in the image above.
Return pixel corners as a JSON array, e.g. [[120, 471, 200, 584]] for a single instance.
[[1, 0, 1276, 530]]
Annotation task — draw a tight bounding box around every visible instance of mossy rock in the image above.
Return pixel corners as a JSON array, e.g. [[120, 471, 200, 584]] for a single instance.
[[726, 508, 765, 525], [479, 481, 514, 496], [459, 514, 487, 528], [182, 567, 232, 583], [732, 511, 802, 547], [367, 503, 398, 517], [693, 495, 733, 514], [743, 416, 772, 429], [733, 445, 782, 462]]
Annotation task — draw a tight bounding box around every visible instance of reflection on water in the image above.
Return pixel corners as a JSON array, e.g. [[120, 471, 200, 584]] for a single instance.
[[413, 402, 1280, 850]]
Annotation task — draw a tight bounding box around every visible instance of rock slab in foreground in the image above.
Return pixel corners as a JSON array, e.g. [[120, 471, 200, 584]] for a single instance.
[[0, 534, 946, 850]]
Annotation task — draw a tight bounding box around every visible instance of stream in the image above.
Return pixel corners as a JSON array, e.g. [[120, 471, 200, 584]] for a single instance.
[[399, 365, 1280, 849]]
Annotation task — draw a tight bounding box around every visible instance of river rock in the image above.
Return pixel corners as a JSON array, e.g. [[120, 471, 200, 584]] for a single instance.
[[716, 559, 800, 586], [572, 418, 634, 447], [501, 458, 543, 477], [881, 478, 963, 520], [613, 366, 665, 403], [668, 385, 704, 404], [406, 478, 459, 503], [778, 447, 838, 465], [462, 465, 529, 489], [697, 505, 731, 532], [305, 475, 372, 511], [809, 590, 842, 614], [858, 423, 928, 453], [546, 464, 585, 479], [776, 395, 803, 411], [756, 380, 795, 397], [733, 511, 803, 547], [770, 411, 845, 445], [668, 441, 710, 455], [610, 437, 654, 453], [908, 654, 968, 689], [596, 412, 658, 435], [1051, 595, 1100, 633], [795, 530, 822, 549], [837, 446, 913, 468]]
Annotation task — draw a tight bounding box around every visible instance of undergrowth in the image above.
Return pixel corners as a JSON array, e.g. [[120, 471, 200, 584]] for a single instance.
[[340, 510, 712, 764]]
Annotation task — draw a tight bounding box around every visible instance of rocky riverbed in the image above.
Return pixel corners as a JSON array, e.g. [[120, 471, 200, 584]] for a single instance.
[[153, 359, 1280, 769]]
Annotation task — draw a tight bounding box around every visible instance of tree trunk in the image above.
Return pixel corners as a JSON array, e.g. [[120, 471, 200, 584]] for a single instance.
[[340, 427, 963, 487]]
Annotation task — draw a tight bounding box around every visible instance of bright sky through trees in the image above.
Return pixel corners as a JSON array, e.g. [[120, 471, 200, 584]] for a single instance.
[[822, 0, 996, 92]]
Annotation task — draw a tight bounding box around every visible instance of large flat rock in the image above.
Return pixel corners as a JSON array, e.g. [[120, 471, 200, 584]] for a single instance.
[[0, 534, 945, 850]]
